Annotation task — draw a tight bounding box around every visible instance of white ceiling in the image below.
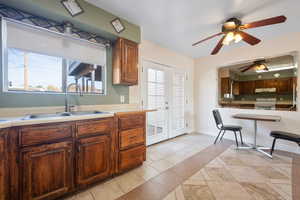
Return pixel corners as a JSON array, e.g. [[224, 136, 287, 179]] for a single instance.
[[86, 0, 300, 58]]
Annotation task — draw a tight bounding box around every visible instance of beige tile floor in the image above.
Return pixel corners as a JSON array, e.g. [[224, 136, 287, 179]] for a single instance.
[[163, 146, 293, 200], [64, 133, 213, 200]]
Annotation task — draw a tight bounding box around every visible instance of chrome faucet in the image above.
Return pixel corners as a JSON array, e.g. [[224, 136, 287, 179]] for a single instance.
[[65, 83, 83, 112]]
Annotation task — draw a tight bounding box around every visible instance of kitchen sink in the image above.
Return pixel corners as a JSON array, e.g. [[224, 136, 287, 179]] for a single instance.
[[22, 111, 108, 120], [70, 111, 108, 115], [25, 112, 72, 119]]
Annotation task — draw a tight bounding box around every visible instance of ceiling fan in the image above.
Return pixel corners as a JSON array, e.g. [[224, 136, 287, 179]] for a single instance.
[[192, 15, 287, 55], [239, 60, 269, 73]]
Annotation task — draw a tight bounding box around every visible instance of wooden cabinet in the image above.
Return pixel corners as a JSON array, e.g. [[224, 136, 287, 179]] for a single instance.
[[116, 112, 146, 173], [0, 129, 8, 200], [20, 123, 73, 147], [2, 113, 146, 200], [220, 78, 230, 97], [119, 128, 145, 150], [277, 78, 292, 94], [119, 145, 146, 172], [76, 135, 111, 188], [254, 80, 265, 89], [76, 119, 113, 137], [264, 79, 278, 88], [21, 141, 73, 200], [232, 81, 240, 95], [113, 38, 139, 85], [240, 81, 255, 95]]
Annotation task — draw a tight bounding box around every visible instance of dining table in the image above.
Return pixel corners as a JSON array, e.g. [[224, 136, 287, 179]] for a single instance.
[[232, 113, 281, 158]]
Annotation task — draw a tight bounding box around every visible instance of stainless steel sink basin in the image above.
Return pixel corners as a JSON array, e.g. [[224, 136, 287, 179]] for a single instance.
[[70, 111, 108, 115], [22, 111, 107, 120], [25, 112, 72, 119]]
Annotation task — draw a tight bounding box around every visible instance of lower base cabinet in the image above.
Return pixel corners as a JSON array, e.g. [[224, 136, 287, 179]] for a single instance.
[[3, 114, 147, 200], [119, 145, 146, 172], [0, 130, 8, 200], [21, 141, 73, 200], [76, 135, 111, 188]]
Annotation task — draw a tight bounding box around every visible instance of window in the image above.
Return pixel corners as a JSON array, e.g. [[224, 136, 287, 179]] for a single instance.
[[8, 48, 63, 92], [2, 19, 107, 95]]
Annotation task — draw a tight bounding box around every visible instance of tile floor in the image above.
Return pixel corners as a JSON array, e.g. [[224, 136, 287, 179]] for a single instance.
[[163, 146, 293, 200], [64, 133, 213, 200], [63, 133, 298, 200]]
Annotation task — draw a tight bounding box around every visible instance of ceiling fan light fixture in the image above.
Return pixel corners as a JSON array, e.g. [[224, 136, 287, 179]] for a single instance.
[[256, 64, 267, 71], [222, 32, 235, 45], [234, 33, 243, 43], [224, 21, 236, 30]]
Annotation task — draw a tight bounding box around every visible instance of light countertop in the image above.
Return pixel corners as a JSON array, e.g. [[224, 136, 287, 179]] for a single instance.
[[220, 100, 294, 105], [0, 109, 155, 129]]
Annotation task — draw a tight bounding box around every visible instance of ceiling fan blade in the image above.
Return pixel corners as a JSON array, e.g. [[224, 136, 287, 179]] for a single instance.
[[211, 36, 225, 55], [242, 15, 287, 29], [241, 64, 255, 73], [238, 31, 261, 45], [192, 32, 223, 46]]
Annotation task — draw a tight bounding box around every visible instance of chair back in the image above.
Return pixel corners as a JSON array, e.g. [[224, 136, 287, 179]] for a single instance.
[[212, 109, 223, 129]]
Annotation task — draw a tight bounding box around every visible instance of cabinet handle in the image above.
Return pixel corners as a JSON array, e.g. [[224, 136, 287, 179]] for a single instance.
[[77, 146, 81, 152], [129, 136, 137, 139]]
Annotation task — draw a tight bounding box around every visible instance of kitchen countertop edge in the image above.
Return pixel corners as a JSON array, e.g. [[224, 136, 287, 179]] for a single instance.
[[0, 109, 156, 129]]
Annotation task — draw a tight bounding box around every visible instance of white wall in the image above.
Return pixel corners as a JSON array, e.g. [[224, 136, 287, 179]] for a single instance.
[[194, 32, 300, 153], [130, 39, 195, 132]]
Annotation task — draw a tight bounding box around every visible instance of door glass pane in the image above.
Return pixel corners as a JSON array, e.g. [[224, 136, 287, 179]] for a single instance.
[[172, 72, 185, 131], [146, 68, 166, 139]]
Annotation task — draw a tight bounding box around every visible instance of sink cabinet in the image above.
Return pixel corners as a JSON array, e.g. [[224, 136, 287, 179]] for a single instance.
[[20, 141, 74, 200], [2, 113, 147, 200], [75, 118, 114, 188], [0, 129, 8, 200], [76, 135, 111, 188]]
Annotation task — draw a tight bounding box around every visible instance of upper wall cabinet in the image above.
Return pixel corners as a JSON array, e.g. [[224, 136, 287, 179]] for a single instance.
[[113, 38, 139, 85]]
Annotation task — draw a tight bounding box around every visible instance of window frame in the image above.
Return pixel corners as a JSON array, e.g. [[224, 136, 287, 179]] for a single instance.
[[1, 18, 107, 96]]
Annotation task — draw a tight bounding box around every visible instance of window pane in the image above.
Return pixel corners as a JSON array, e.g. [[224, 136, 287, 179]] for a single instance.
[[67, 60, 104, 94], [7, 48, 63, 92]]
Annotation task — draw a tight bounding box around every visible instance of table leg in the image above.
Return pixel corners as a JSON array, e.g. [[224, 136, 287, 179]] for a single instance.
[[254, 120, 257, 148], [235, 119, 272, 158]]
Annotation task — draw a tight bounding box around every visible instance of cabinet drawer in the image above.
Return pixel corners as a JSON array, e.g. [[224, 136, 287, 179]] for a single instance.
[[76, 118, 113, 137], [119, 145, 146, 172], [120, 128, 144, 150], [20, 124, 73, 147], [118, 113, 145, 130]]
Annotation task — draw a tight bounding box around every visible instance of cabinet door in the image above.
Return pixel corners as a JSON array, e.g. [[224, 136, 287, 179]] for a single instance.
[[255, 80, 265, 89], [121, 39, 138, 85], [264, 79, 278, 89], [220, 78, 230, 97], [21, 141, 73, 200], [0, 130, 7, 200], [240, 81, 255, 95], [76, 135, 111, 187], [233, 81, 240, 95], [277, 78, 292, 94]]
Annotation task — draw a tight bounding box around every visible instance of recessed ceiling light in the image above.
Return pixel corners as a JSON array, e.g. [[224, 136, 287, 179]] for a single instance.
[[273, 73, 281, 78]]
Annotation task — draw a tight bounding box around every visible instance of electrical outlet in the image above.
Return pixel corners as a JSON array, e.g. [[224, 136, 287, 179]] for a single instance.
[[120, 95, 125, 104]]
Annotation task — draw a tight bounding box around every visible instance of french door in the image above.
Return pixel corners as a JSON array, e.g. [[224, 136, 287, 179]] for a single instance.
[[142, 60, 187, 145]]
